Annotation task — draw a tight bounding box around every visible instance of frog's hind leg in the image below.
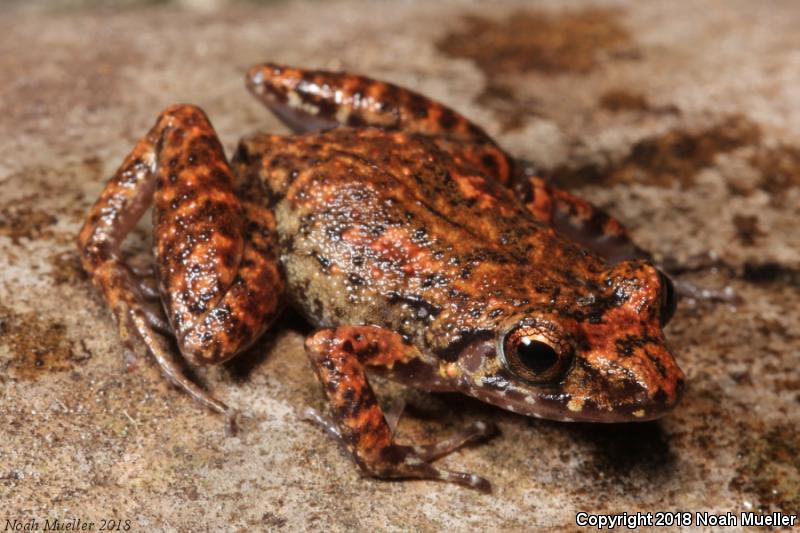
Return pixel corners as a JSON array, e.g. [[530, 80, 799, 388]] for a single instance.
[[246, 63, 492, 141], [305, 325, 495, 492], [245, 63, 515, 185], [514, 173, 652, 264], [513, 170, 738, 307], [78, 104, 284, 427]]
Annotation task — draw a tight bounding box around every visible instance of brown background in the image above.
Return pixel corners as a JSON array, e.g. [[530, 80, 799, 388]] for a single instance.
[[1, 0, 798, 530]]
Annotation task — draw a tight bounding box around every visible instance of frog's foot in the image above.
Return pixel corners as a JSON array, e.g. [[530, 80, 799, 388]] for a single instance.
[[379, 398, 498, 455], [305, 325, 493, 492], [303, 406, 496, 462], [245, 63, 515, 185], [411, 420, 497, 462], [78, 104, 285, 426], [303, 406, 492, 492], [671, 277, 740, 304], [656, 252, 741, 304], [89, 260, 232, 419], [301, 406, 343, 440]]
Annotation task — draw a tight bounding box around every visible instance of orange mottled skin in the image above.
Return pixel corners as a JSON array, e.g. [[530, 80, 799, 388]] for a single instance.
[[78, 63, 684, 491]]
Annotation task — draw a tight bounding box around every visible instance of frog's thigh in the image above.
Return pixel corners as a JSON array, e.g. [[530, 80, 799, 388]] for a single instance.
[[150, 109, 285, 366], [516, 176, 651, 263], [304, 326, 491, 491], [78, 104, 284, 420]]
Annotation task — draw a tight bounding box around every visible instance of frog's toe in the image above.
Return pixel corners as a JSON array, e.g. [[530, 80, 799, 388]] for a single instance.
[[301, 406, 343, 441], [224, 408, 239, 437], [140, 302, 171, 335], [672, 277, 740, 305], [412, 420, 498, 462], [134, 274, 160, 300], [122, 347, 139, 372], [435, 468, 492, 494], [388, 446, 493, 493], [128, 262, 155, 278], [384, 397, 406, 438]]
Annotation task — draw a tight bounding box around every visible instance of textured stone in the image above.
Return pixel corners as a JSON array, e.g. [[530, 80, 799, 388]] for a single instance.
[[1, 1, 798, 530]]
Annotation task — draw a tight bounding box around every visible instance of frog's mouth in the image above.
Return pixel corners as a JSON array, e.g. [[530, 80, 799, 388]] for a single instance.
[[459, 372, 684, 423], [449, 341, 685, 423], [448, 328, 685, 423]]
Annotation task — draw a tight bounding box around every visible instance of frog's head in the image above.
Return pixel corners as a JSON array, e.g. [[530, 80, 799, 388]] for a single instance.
[[448, 261, 684, 422]]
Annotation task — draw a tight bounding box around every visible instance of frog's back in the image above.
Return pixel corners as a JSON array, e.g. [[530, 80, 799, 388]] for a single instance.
[[233, 128, 601, 352]]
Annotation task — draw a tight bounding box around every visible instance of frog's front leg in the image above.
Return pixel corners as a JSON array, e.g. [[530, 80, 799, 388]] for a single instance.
[[305, 326, 494, 492], [78, 104, 284, 423]]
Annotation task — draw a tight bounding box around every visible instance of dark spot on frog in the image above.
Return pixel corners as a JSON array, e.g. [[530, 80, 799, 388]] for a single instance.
[[407, 93, 429, 119], [347, 273, 365, 286], [342, 387, 356, 404], [311, 250, 332, 272], [0, 304, 90, 380], [346, 114, 367, 128], [614, 334, 646, 357], [437, 9, 636, 76], [730, 423, 800, 514], [436, 330, 495, 362], [387, 292, 442, 321], [437, 108, 457, 131], [646, 350, 668, 378]]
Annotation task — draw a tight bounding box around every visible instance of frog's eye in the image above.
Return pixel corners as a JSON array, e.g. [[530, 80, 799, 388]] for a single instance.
[[657, 270, 677, 326], [501, 324, 573, 384]]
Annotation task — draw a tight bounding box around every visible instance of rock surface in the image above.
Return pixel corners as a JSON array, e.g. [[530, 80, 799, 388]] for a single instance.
[[1, 1, 798, 530]]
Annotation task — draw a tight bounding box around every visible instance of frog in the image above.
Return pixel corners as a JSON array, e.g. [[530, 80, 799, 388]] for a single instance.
[[77, 63, 684, 492]]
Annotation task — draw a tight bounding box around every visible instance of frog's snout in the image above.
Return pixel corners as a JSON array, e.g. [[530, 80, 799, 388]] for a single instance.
[[245, 62, 341, 134], [563, 261, 687, 422], [245, 62, 286, 102], [616, 368, 685, 422], [554, 346, 685, 423]]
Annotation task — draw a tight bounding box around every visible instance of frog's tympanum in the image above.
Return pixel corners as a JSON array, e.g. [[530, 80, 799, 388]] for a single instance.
[[78, 64, 684, 491]]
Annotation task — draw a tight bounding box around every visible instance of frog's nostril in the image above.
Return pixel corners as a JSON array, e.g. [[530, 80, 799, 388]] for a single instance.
[[246, 65, 269, 94], [247, 66, 265, 88], [246, 63, 285, 92]]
